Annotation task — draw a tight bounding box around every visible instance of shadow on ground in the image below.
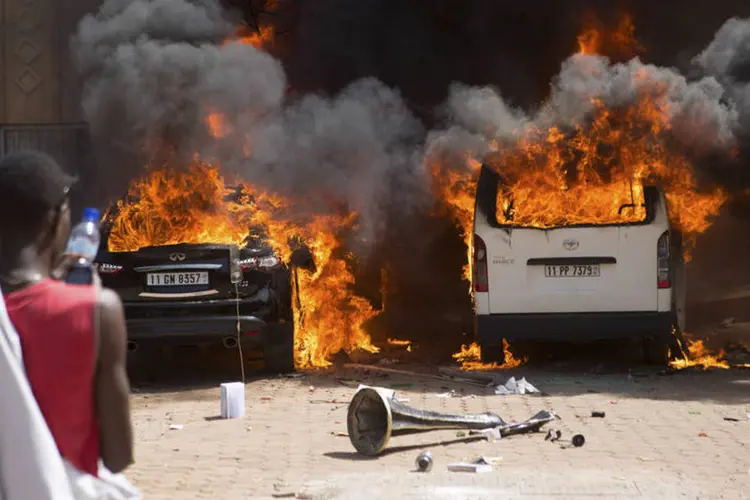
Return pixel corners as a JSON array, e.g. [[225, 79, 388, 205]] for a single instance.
[[127, 338, 750, 406]]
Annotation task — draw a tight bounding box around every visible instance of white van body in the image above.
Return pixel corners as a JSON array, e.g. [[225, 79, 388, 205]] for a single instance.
[[472, 166, 686, 363]]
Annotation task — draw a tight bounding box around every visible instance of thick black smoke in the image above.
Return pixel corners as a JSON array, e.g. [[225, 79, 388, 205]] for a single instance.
[[73, 0, 425, 250]]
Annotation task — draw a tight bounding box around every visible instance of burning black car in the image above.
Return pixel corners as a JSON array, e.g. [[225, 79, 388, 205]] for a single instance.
[[94, 185, 301, 374]]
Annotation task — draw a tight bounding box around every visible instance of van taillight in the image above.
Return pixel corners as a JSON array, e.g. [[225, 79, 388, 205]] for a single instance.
[[474, 234, 489, 293], [657, 231, 670, 288]]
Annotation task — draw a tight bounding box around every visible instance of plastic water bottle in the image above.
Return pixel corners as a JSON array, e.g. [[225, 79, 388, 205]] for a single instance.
[[65, 207, 101, 285]]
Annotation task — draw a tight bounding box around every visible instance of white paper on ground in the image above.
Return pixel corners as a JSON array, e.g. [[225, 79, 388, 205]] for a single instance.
[[220, 382, 246, 419], [494, 376, 539, 395]]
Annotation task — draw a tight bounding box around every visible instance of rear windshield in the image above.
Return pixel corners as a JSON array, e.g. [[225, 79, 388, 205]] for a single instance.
[[475, 166, 658, 229]]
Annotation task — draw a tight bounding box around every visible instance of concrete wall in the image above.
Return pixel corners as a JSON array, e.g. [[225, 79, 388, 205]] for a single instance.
[[0, 0, 100, 124]]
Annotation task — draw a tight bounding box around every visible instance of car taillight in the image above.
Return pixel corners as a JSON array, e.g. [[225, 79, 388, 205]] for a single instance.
[[474, 234, 489, 293], [657, 231, 670, 289], [96, 263, 123, 275], [240, 255, 281, 271]]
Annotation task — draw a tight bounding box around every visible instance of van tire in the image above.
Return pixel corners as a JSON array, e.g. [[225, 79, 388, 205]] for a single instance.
[[264, 323, 295, 374], [480, 344, 506, 365], [642, 337, 670, 365]]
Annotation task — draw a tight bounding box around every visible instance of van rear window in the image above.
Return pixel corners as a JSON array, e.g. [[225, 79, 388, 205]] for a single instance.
[[476, 166, 656, 229]]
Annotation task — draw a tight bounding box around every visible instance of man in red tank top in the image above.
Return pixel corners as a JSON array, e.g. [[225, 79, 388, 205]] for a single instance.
[[0, 151, 134, 477]]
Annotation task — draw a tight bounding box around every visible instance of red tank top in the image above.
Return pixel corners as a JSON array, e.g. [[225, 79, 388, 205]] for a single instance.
[[6, 278, 100, 477]]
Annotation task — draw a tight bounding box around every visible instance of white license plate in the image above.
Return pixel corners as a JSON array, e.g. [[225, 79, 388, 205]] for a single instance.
[[544, 264, 600, 278], [147, 272, 209, 286]]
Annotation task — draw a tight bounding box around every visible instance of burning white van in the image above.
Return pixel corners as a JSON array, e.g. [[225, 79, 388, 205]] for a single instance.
[[472, 165, 686, 364]]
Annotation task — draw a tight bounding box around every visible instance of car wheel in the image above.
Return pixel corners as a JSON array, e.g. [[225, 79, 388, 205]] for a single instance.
[[480, 343, 506, 365], [264, 323, 295, 374], [642, 336, 670, 365]]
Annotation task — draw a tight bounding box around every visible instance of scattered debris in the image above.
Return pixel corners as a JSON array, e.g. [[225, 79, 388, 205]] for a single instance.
[[689, 411, 701, 415], [344, 363, 487, 387], [347, 387, 505, 456], [347, 385, 558, 456], [378, 358, 399, 365], [260, 397, 272, 402], [494, 376, 539, 395], [698, 432, 708, 438], [456, 431, 467, 438], [572, 434, 586, 447], [545, 429, 562, 442], [447, 462, 493, 473], [723, 343, 750, 365], [720, 317, 736, 328], [331, 431, 348, 437], [415, 451, 433, 472], [591, 411, 606, 418], [283, 373, 305, 379], [447, 456, 502, 473], [168, 424, 184, 431], [435, 391, 455, 398], [609, 401, 617, 405], [469, 427, 502, 441], [308, 386, 315, 392], [723, 417, 740, 422], [496, 410, 558, 437]]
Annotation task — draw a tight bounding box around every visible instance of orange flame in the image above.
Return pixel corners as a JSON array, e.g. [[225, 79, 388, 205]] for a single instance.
[[577, 12, 644, 59], [428, 155, 482, 288], [206, 112, 232, 139], [452, 341, 525, 370], [106, 162, 379, 368], [490, 97, 727, 239], [224, 25, 275, 50], [430, 15, 727, 287], [669, 339, 730, 370], [387, 338, 412, 352]]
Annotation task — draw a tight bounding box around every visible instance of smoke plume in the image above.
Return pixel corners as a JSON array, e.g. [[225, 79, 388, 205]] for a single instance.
[[73, 0, 425, 249]]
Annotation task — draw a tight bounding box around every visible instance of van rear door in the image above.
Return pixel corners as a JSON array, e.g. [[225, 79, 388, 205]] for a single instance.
[[474, 167, 669, 314]]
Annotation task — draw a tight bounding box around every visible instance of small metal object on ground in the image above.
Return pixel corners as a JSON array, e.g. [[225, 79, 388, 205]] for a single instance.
[[572, 434, 586, 447], [415, 451, 433, 472], [545, 429, 562, 442], [591, 411, 606, 418]]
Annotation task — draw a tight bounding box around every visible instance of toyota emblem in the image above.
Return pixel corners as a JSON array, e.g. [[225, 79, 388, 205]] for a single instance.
[[562, 239, 579, 251], [169, 252, 187, 262]]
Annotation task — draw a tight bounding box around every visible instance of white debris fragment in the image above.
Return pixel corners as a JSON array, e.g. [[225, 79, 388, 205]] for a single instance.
[[470, 427, 502, 441], [447, 462, 493, 473], [168, 424, 184, 431], [494, 376, 539, 395], [435, 391, 455, 398]]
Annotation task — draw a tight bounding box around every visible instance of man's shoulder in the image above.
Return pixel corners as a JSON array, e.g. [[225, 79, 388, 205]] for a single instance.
[[95, 287, 122, 308]]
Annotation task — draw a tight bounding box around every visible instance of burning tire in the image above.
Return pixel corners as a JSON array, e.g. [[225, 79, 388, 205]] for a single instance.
[[642, 336, 670, 365], [479, 343, 506, 365], [263, 322, 295, 373]]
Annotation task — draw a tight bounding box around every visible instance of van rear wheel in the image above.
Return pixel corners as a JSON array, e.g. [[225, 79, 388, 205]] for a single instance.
[[480, 344, 506, 365], [642, 337, 670, 365]]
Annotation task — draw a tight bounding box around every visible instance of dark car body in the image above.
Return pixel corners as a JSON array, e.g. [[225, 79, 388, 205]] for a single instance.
[[95, 222, 297, 373]]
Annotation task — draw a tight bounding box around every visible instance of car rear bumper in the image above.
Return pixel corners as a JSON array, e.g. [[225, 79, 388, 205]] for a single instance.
[[477, 311, 674, 345], [126, 315, 293, 348]]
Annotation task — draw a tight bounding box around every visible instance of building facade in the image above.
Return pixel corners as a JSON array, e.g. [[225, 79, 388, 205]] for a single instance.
[[0, 0, 100, 214]]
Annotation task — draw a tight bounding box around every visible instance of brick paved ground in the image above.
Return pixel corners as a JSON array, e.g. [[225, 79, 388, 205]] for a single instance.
[[126, 358, 750, 500]]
